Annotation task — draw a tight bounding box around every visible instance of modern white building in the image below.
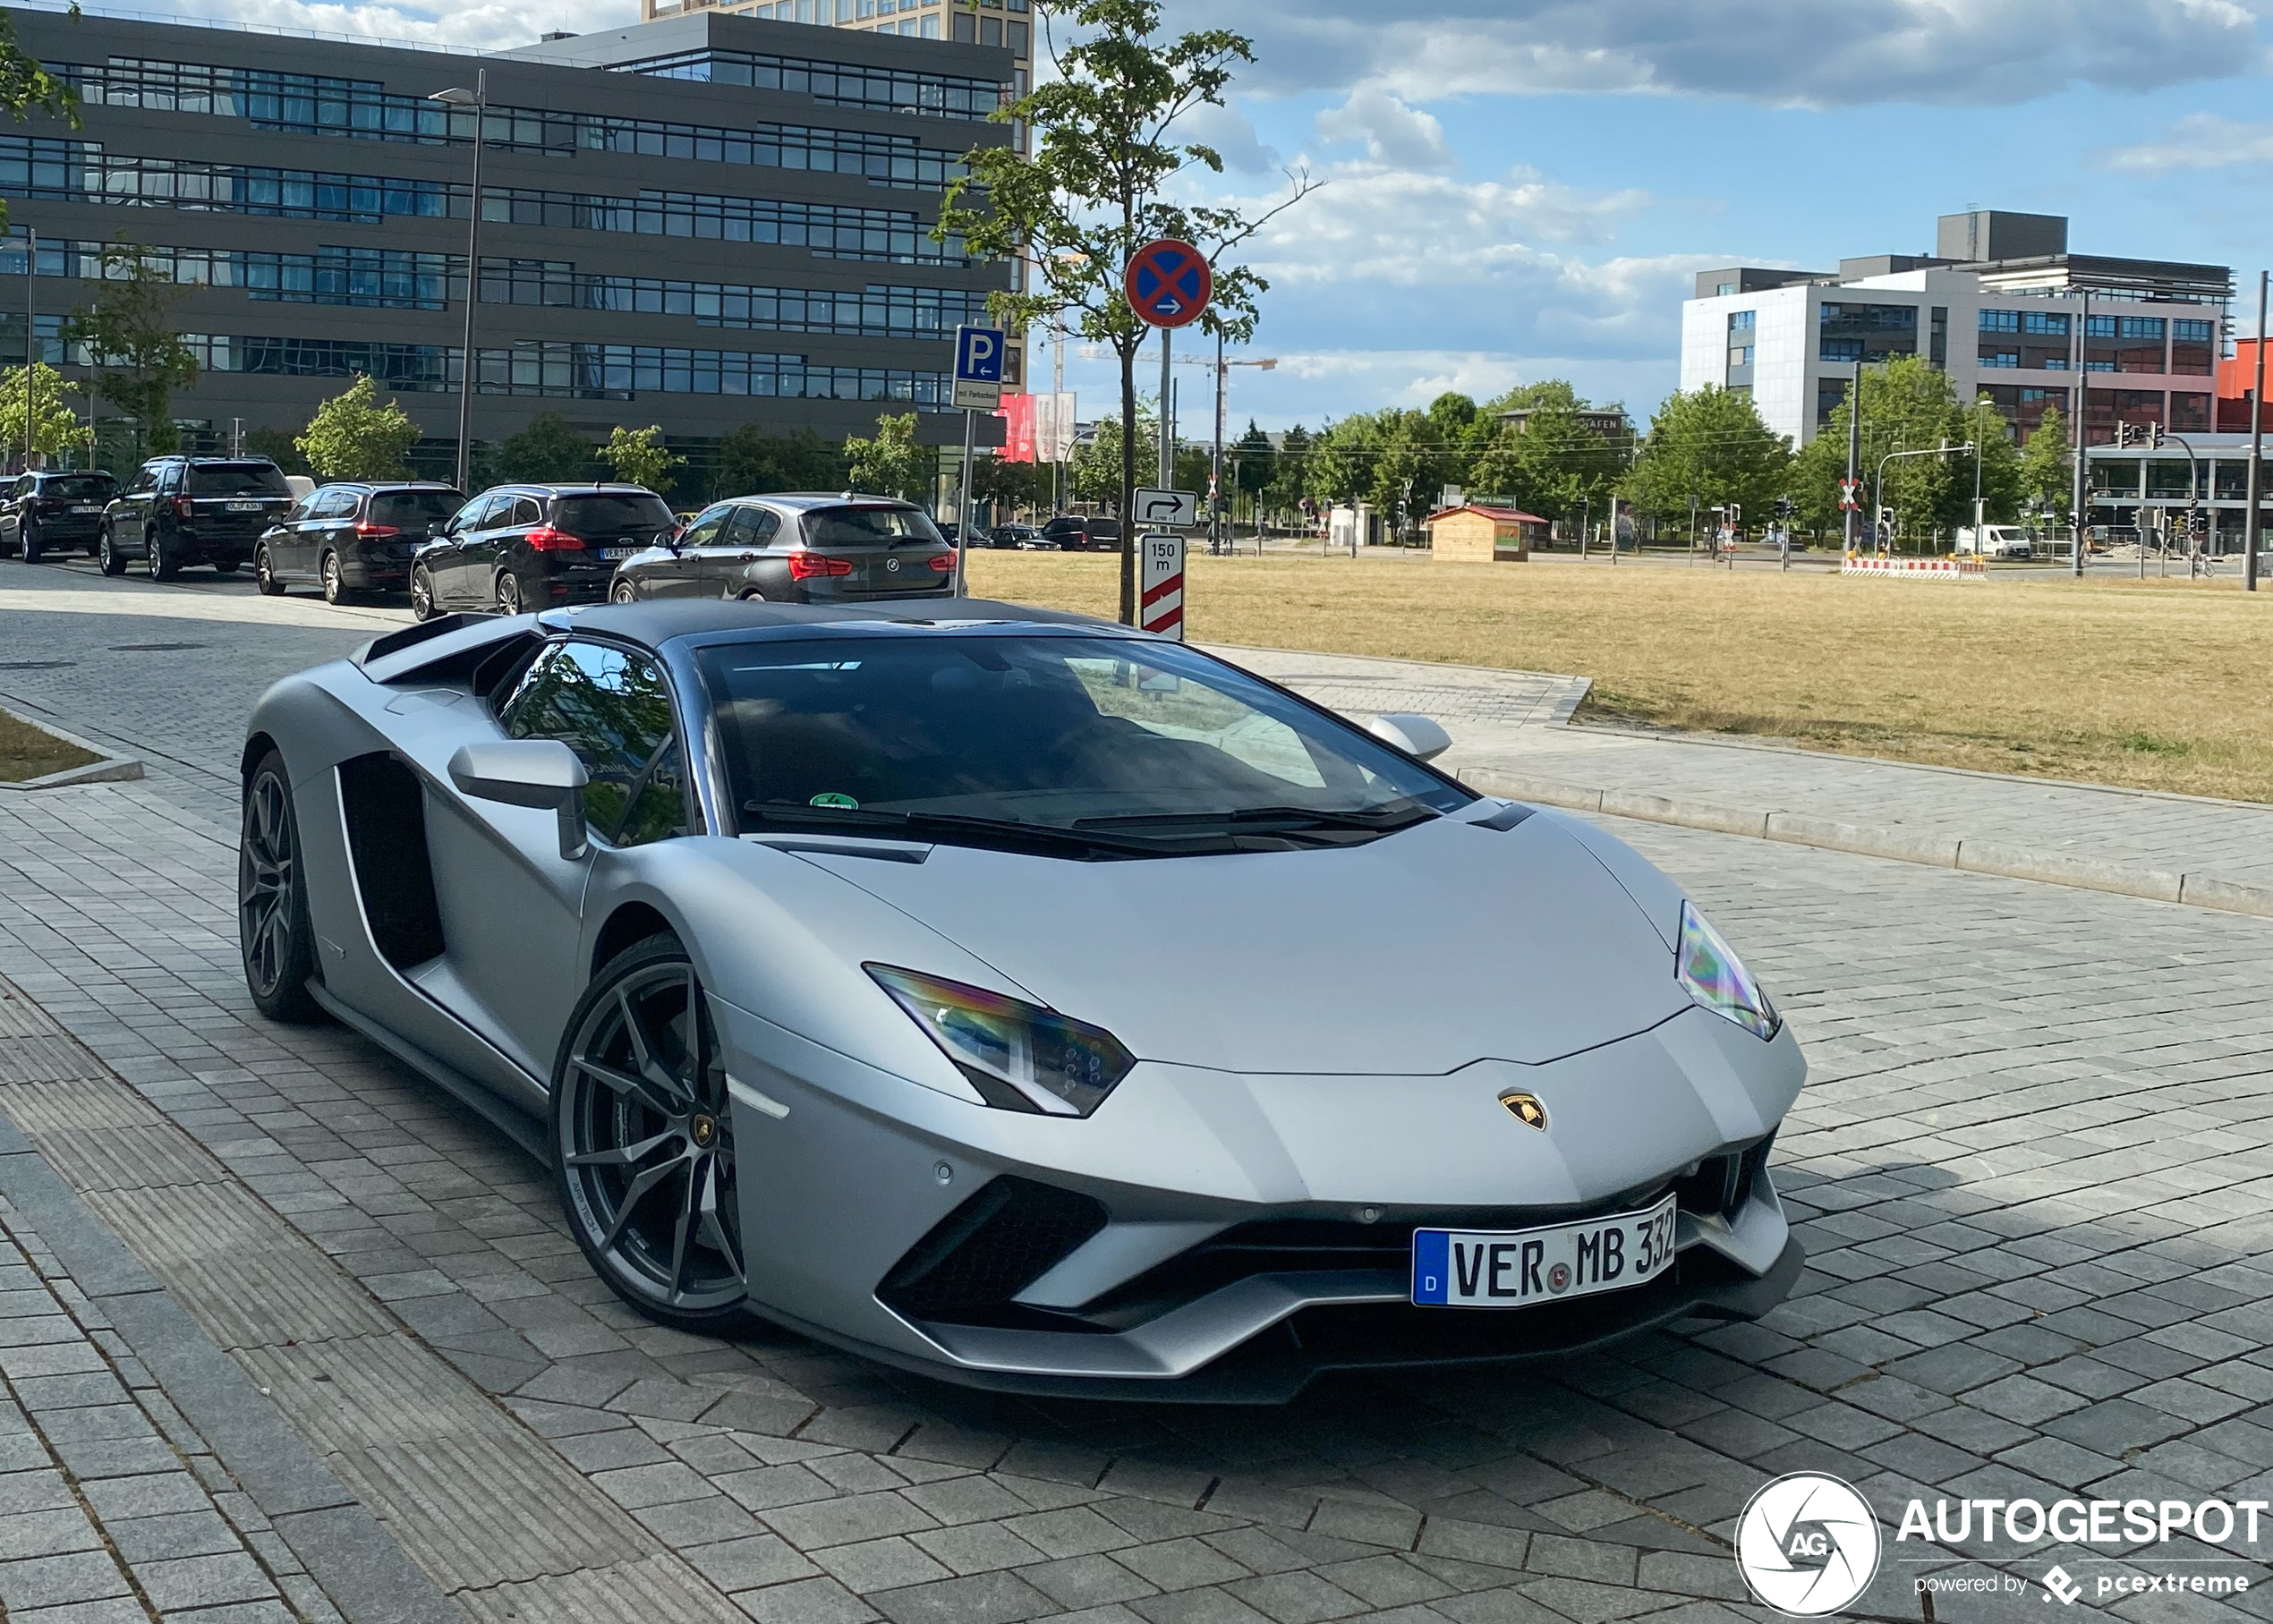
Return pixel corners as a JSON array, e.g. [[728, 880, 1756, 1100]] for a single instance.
[[1680, 211, 2231, 449]]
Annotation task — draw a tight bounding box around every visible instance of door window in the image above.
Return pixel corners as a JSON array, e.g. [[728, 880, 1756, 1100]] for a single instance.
[[512, 497, 542, 528], [677, 506, 732, 548], [310, 489, 356, 520], [453, 493, 505, 533], [726, 507, 780, 546], [498, 640, 688, 846], [128, 466, 157, 496]]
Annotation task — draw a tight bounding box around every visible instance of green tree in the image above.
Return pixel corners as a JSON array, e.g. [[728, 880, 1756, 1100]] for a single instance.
[[0, 362, 92, 464], [243, 427, 311, 476], [1469, 401, 1622, 529], [844, 411, 932, 501], [713, 424, 841, 497], [1481, 379, 1581, 415], [2017, 405, 2073, 519], [974, 453, 1050, 515], [495, 412, 598, 483], [1620, 386, 1791, 531], [62, 243, 200, 457], [1308, 415, 1375, 506], [1264, 422, 1310, 517], [1069, 409, 1158, 509], [294, 376, 419, 480], [600, 424, 685, 493], [939, 0, 1315, 624], [1790, 356, 2000, 544], [1230, 420, 1272, 504], [1367, 410, 1434, 537]]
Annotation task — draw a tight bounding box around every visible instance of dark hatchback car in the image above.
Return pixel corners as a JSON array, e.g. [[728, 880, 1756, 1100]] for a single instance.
[[99, 458, 296, 579], [609, 493, 954, 604], [1040, 514, 1122, 552], [411, 484, 678, 619], [255, 482, 464, 604], [0, 472, 120, 560]]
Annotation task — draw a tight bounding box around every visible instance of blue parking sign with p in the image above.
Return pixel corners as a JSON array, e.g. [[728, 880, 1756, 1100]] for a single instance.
[[955, 325, 1006, 384]]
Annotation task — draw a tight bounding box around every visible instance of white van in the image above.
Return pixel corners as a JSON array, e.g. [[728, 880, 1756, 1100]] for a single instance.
[[1957, 524, 2031, 560]]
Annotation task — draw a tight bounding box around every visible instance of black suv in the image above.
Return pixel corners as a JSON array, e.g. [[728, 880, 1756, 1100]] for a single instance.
[[100, 457, 296, 579], [411, 483, 678, 619], [607, 493, 954, 604], [1040, 514, 1122, 552], [255, 481, 464, 605], [0, 472, 120, 561]]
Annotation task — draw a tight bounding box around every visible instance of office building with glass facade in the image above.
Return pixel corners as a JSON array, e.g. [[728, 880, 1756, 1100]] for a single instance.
[[1680, 211, 2232, 450], [0, 6, 1013, 462]]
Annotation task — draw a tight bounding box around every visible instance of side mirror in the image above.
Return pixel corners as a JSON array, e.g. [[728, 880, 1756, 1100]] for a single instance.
[[1367, 712, 1452, 762], [447, 741, 590, 861]]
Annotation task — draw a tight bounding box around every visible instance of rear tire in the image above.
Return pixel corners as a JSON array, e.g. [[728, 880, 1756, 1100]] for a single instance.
[[148, 529, 179, 581], [254, 544, 286, 596], [97, 526, 125, 576], [552, 936, 745, 1333], [410, 564, 438, 622], [495, 571, 524, 616], [239, 750, 323, 1025], [320, 551, 348, 606], [213, 558, 239, 575], [20, 522, 40, 565]]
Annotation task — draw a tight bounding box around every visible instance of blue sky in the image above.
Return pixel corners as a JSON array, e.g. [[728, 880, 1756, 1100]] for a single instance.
[[106, 0, 2273, 433]]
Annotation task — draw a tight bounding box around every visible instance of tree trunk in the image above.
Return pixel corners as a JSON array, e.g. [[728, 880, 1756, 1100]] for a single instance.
[[1118, 337, 1137, 625]]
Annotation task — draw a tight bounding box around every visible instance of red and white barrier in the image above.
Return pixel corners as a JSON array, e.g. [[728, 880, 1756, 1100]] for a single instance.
[[1841, 554, 1987, 581]]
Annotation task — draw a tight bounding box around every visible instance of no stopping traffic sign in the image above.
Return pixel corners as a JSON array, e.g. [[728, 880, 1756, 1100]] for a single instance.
[[1125, 239, 1211, 328]]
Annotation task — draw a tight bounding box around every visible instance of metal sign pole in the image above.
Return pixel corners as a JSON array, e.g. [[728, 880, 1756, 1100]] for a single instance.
[[955, 405, 975, 598], [1158, 327, 1172, 491]]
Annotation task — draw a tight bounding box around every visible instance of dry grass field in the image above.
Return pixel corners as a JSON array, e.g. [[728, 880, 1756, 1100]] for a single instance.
[[965, 549, 2273, 802], [0, 709, 97, 783]]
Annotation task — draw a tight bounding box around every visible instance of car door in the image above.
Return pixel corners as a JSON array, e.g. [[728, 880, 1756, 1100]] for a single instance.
[[421, 636, 686, 1078], [0, 476, 27, 548], [643, 504, 728, 599], [430, 493, 498, 605], [709, 506, 779, 597], [280, 489, 342, 580], [115, 463, 157, 549]]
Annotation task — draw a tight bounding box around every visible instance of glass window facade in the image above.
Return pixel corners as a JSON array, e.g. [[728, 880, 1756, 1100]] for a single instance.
[[480, 260, 989, 336], [613, 48, 1000, 117], [59, 58, 971, 190]]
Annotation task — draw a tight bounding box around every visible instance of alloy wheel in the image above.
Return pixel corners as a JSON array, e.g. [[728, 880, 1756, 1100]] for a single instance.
[[611, 580, 637, 605], [20, 521, 38, 564], [98, 527, 123, 577], [236, 760, 318, 1022], [410, 565, 436, 621], [255, 545, 285, 596], [321, 552, 345, 606], [557, 957, 745, 1320], [148, 529, 175, 581], [497, 572, 524, 616]]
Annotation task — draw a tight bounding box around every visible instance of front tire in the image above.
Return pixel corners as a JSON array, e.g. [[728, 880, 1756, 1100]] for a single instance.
[[97, 525, 126, 576], [148, 528, 179, 581], [239, 750, 322, 1025], [20, 521, 39, 565], [409, 563, 438, 622], [255, 544, 286, 596], [610, 579, 638, 605], [552, 937, 745, 1331]]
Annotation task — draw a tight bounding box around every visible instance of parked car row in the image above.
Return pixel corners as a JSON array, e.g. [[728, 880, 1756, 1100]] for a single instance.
[[5, 452, 1121, 616]]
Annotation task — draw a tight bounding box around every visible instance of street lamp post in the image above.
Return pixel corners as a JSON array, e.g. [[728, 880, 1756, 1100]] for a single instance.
[[2071, 287, 2091, 577], [430, 73, 488, 495]]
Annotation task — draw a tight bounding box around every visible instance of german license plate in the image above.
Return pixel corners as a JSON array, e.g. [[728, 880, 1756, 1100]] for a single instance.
[[1413, 1194, 1677, 1307], [70, 506, 99, 514], [600, 546, 637, 559], [226, 499, 260, 512]]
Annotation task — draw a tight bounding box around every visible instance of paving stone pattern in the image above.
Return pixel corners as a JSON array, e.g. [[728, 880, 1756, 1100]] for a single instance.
[[12, 561, 2273, 1621]]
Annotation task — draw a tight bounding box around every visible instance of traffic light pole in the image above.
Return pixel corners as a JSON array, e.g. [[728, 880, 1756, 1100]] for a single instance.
[[1843, 361, 1861, 554], [2248, 270, 2267, 592], [2071, 287, 2090, 578]]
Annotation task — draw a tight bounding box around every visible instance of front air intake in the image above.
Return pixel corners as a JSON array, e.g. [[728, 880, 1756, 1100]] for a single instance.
[[877, 1177, 1107, 1325]]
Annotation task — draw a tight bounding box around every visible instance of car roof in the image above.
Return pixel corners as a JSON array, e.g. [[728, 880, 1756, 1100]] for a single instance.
[[730, 492, 922, 511], [319, 480, 459, 492], [540, 596, 1123, 654], [498, 483, 660, 496]]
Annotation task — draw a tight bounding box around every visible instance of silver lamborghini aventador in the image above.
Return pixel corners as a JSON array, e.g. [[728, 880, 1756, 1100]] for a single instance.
[[238, 599, 1805, 1399]]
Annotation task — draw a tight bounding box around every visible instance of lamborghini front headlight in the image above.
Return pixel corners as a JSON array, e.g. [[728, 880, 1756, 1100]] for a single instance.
[[1677, 902, 1779, 1041]]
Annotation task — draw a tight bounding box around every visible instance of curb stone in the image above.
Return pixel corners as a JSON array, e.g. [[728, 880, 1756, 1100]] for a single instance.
[[0, 699, 142, 789], [1455, 764, 2273, 921]]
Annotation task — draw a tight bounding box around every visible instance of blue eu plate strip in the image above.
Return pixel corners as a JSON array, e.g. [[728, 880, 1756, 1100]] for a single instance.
[[1411, 1229, 1449, 1305]]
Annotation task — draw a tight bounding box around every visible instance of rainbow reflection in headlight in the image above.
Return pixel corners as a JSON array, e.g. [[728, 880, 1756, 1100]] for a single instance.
[[867, 965, 1134, 1117], [1676, 902, 1779, 1041]]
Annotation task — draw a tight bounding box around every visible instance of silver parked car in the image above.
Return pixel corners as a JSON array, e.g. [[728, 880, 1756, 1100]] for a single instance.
[[237, 600, 1804, 1399], [609, 493, 954, 605]]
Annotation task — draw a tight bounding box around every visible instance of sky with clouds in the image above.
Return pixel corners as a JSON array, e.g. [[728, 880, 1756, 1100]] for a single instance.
[[51, 0, 2273, 433]]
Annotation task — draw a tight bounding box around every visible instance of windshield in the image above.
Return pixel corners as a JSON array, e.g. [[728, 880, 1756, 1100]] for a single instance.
[[804, 506, 945, 547], [369, 490, 464, 528], [187, 463, 291, 497], [553, 494, 676, 535], [695, 633, 1469, 857]]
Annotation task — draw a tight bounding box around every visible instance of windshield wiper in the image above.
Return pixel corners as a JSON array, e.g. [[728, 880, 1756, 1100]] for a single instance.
[[742, 804, 1176, 860], [1073, 803, 1437, 834]]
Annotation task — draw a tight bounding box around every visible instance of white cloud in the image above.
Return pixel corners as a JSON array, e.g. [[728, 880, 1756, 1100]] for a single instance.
[[1313, 87, 1455, 173], [1163, 0, 2264, 108], [1169, 100, 1282, 175], [144, 0, 634, 53], [2096, 113, 2273, 171]]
